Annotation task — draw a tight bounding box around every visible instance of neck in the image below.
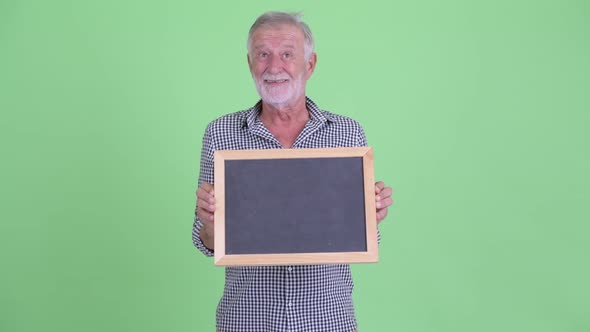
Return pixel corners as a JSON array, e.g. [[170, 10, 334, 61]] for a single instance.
[[259, 95, 309, 126]]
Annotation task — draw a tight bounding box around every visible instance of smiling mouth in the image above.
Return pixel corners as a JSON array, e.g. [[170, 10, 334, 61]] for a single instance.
[[264, 79, 289, 83]]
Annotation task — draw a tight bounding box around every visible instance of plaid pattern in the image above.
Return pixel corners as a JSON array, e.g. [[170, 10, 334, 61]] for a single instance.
[[193, 97, 369, 332]]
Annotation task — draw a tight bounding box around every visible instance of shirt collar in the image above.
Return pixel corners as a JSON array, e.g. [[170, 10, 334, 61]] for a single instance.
[[242, 97, 335, 129]]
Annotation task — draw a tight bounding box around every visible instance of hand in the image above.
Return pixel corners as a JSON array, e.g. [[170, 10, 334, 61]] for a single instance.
[[375, 181, 393, 224], [196, 182, 216, 249]]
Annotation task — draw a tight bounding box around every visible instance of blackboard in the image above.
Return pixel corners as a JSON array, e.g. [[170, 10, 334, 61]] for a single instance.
[[213, 147, 378, 266]]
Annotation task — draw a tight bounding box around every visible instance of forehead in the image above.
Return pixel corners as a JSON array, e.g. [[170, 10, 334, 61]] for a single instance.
[[251, 24, 304, 48]]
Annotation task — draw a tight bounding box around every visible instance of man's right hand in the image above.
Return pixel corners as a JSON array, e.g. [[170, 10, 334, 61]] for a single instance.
[[196, 182, 216, 250]]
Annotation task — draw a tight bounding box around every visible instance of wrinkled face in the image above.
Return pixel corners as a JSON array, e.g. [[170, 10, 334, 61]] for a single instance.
[[248, 24, 316, 108]]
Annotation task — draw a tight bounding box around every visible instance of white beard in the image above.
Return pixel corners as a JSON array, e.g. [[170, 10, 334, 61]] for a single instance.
[[253, 72, 306, 107]]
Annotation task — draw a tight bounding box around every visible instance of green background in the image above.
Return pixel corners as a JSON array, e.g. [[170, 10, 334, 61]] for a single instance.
[[1, 0, 589, 331]]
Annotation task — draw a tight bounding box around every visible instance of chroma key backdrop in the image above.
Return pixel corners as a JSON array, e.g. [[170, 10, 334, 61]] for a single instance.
[[1, 1, 589, 331]]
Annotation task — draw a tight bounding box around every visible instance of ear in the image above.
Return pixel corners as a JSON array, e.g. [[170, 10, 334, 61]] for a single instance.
[[305, 52, 317, 80], [247, 53, 253, 72]]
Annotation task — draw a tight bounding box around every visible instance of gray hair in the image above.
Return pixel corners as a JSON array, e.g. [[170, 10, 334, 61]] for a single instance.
[[247, 11, 315, 60]]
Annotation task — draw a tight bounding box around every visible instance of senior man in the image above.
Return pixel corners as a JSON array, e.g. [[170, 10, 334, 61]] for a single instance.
[[192, 11, 393, 332]]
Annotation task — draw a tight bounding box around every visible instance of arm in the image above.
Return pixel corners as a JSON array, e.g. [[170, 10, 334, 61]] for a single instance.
[[196, 183, 216, 250], [191, 125, 216, 256]]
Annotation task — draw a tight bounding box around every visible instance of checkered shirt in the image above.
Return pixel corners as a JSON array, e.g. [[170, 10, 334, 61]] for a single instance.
[[192, 97, 371, 332]]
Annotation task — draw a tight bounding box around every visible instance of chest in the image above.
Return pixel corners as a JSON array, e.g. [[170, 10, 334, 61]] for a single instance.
[[266, 123, 307, 148]]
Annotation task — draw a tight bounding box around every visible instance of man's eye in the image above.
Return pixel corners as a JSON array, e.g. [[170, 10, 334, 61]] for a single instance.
[[283, 53, 292, 59], [259, 52, 268, 58]]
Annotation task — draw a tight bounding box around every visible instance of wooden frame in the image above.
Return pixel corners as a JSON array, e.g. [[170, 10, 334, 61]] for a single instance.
[[213, 147, 377, 266]]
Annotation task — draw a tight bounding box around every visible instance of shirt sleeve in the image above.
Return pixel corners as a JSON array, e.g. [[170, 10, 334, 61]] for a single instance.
[[356, 122, 368, 147], [192, 124, 216, 257]]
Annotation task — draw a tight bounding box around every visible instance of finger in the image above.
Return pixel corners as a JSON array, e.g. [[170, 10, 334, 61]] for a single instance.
[[196, 186, 209, 198], [376, 208, 388, 223], [201, 182, 214, 193], [197, 207, 214, 224], [374, 181, 385, 194], [376, 188, 393, 205], [197, 186, 216, 204], [376, 197, 393, 209], [376, 187, 393, 199], [196, 197, 216, 212]]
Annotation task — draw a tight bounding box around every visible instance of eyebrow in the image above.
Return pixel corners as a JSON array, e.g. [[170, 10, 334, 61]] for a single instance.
[[253, 44, 296, 50]]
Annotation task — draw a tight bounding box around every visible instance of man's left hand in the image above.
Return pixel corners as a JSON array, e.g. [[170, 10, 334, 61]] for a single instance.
[[375, 181, 393, 224]]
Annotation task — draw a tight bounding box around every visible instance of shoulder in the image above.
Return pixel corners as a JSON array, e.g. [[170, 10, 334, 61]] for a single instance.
[[204, 109, 250, 134], [311, 106, 368, 146], [319, 109, 365, 131], [307, 97, 363, 128]]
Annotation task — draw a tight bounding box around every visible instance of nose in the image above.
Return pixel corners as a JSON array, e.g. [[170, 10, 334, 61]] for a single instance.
[[268, 54, 283, 74]]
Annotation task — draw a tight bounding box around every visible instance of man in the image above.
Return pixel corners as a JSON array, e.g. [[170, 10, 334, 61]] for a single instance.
[[192, 11, 393, 332]]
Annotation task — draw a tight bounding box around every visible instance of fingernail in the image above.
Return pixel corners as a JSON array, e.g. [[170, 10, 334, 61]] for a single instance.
[[376, 202, 381, 208]]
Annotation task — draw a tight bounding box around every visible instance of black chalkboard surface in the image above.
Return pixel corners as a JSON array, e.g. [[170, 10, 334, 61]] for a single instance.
[[213, 147, 378, 266]]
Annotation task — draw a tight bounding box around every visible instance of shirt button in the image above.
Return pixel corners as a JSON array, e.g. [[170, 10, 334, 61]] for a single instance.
[[287, 267, 293, 272], [288, 302, 292, 307]]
